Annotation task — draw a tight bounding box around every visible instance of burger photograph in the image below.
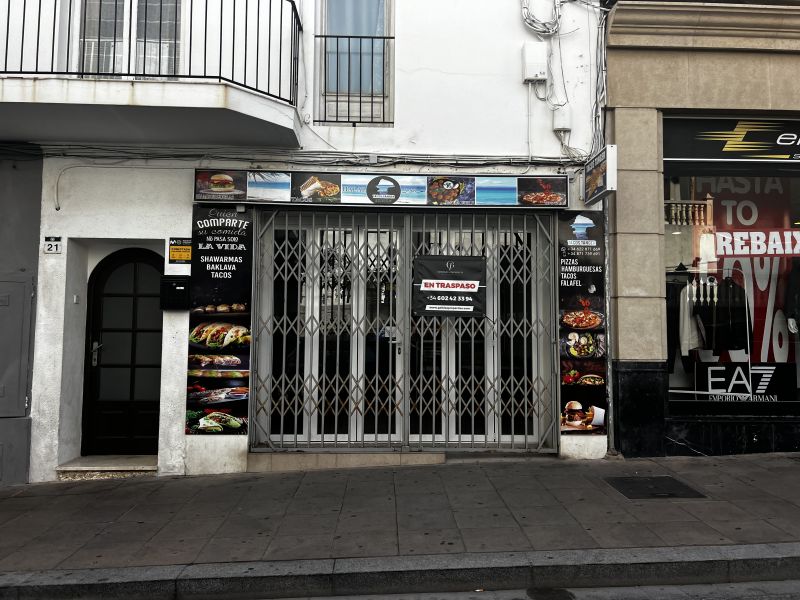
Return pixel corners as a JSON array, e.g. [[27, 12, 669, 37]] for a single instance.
[[195, 170, 247, 200]]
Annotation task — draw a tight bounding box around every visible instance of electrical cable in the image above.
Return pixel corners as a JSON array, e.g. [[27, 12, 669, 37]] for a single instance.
[[521, 0, 561, 38]]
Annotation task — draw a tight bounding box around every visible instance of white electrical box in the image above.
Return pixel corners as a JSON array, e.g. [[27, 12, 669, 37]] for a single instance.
[[522, 41, 548, 83]]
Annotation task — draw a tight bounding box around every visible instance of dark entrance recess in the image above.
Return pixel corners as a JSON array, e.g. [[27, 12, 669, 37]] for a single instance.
[[82, 248, 163, 455], [605, 476, 705, 500]]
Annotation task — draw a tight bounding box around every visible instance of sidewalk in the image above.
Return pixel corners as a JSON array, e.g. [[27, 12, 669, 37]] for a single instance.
[[3, 453, 800, 598]]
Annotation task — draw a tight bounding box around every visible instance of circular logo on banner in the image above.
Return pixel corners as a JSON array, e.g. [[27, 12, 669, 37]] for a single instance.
[[366, 176, 401, 204]]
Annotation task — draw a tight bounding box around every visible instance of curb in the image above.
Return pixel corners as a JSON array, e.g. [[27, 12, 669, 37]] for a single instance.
[[3, 543, 800, 599]]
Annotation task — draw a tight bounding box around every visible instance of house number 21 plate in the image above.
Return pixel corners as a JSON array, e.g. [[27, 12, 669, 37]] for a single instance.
[[44, 236, 62, 254]]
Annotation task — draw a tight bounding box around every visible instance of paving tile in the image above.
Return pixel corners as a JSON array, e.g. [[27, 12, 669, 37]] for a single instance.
[[195, 535, 272, 563], [512, 505, 577, 527], [286, 497, 344, 515], [213, 513, 281, 538], [263, 534, 333, 560], [346, 482, 396, 497], [397, 509, 457, 531], [705, 519, 796, 544], [549, 488, 618, 504], [233, 499, 290, 517], [0, 542, 85, 571], [89, 521, 163, 545], [126, 537, 208, 567], [294, 484, 348, 500], [0, 487, 22, 500], [674, 500, 753, 522], [626, 502, 698, 523], [766, 516, 800, 539], [647, 521, 734, 546], [65, 503, 135, 523], [332, 531, 398, 558], [566, 502, 639, 525], [58, 541, 146, 570], [341, 494, 396, 513], [29, 520, 107, 546], [460, 526, 532, 553], [0, 509, 25, 527], [584, 523, 664, 548], [336, 510, 397, 534], [730, 497, 800, 519], [498, 490, 559, 508], [398, 528, 465, 555], [395, 482, 446, 496], [149, 518, 223, 543], [452, 507, 517, 529], [523, 523, 599, 551], [118, 502, 186, 523], [277, 513, 340, 536], [395, 494, 451, 511], [173, 502, 240, 521], [539, 474, 598, 490], [446, 491, 506, 509]]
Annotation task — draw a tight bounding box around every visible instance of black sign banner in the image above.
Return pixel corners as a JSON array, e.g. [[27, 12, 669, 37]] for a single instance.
[[664, 118, 800, 162], [557, 211, 608, 434], [669, 363, 799, 417], [583, 145, 617, 206], [412, 256, 486, 317], [185, 206, 253, 435]]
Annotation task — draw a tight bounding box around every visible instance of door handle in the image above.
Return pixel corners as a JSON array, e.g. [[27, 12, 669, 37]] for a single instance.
[[91, 341, 103, 367]]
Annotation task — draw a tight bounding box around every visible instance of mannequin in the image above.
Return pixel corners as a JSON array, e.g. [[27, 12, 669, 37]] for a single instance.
[[786, 259, 800, 333]]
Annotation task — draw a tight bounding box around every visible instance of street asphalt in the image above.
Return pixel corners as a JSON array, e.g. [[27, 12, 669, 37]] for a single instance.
[[4, 453, 800, 598]]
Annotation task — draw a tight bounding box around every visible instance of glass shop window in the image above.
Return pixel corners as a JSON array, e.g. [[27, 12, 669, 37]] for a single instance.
[[663, 172, 800, 412]]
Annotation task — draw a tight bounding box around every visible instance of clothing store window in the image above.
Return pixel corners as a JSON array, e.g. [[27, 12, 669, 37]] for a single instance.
[[663, 170, 800, 414]]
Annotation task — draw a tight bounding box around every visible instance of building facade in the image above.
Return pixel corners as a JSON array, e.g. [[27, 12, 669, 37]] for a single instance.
[[0, 0, 609, 482], [607, 0, 800, 456]]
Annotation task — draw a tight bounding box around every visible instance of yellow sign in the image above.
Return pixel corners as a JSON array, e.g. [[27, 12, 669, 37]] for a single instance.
[[169, 237, 193, 264]]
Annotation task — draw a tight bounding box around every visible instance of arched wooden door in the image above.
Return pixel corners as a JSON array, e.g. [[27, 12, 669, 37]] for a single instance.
[[82, 248, 163, 455]]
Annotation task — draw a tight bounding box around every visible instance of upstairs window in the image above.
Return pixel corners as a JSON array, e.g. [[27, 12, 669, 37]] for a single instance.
[[315, 0, 394, 125], [78, 0, 180, 76]]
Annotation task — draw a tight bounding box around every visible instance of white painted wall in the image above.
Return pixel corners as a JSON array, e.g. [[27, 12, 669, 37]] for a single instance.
[[3, 1, 600, 160], [295, 0, 601, 158], [29, 161, 196, 481]]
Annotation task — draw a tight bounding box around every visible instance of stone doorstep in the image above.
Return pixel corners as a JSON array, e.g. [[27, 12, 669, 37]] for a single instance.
[[247, 451, 446, 473], [56, 455, 158, 481]]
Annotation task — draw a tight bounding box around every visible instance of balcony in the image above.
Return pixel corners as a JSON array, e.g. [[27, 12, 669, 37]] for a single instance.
[[314, 34, 394, 126], [0, 0, 302, 146]]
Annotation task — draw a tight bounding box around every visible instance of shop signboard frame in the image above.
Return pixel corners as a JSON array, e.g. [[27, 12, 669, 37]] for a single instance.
[[195, 170, 570, 208], [557, 211, 608, 435], [583, 145, 617, 206]]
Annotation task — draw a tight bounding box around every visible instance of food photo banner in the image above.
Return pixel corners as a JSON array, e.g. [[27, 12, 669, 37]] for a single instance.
[[185, 206, 253, 435], [195, 170, 569, 208], [557, 212, 608, 435]]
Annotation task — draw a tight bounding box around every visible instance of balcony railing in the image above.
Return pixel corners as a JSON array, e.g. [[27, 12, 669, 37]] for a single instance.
[[0, 0, 302, 105], [315, 34, 394, 126]]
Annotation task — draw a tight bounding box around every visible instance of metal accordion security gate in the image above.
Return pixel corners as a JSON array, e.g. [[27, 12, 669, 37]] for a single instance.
[[251, 209, 558, 451]]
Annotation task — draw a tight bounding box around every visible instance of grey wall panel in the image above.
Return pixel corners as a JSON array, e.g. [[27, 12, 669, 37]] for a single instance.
[[0, 417, 31, 484], [0, 279, 31, 417], [0, 145, 42, 419]]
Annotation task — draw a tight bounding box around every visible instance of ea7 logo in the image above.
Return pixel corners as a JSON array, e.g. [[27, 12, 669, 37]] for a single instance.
[[697, 121, 780, 152], [707, 365, 776, 394], [750, 366, 776, 394]]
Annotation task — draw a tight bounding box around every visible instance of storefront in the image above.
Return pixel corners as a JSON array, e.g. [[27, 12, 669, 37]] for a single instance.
[[605, 0, 800, 456], [26, 160, 609, 482], [185, 170, 609, 456], [662, 118, 800, 453]]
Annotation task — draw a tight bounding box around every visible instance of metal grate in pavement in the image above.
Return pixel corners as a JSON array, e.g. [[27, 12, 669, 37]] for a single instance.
[[605, 476, 706, 499]]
